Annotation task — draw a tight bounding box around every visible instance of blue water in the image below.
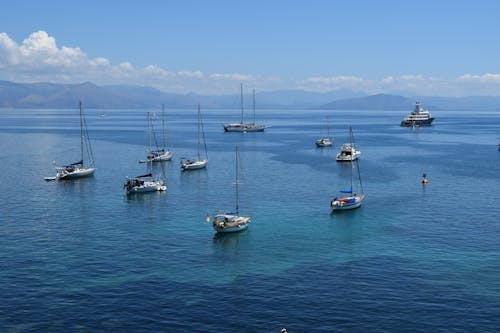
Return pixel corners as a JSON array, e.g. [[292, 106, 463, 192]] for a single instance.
[[1, 108, 499, 332]]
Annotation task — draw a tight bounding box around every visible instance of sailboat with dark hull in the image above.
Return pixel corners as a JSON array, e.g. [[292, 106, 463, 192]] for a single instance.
[[212, 145, 251, 233], [223, 85, 268, 132], [46, 101, 96, 181]]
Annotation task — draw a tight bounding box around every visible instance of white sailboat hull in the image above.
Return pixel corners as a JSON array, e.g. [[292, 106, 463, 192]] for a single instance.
[[315, 138, 333, 147], [181, 159, 208, 171], [139, 151, 173, 163], [212, 214, 251, 233], [224, 123, 267, 132], [331, 195, 363, 211], [216, 223, 249, 233], [126, 180, 166, 194], [56, 167, 96, 180], [151, 151, 173, 161]]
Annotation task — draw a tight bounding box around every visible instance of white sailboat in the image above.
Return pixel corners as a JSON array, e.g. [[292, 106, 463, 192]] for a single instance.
[[336, 126, 361, 162], [46, 101, 96, 181], [123, 170, 166, 194], [315, 115, 333, 147], [331, 128, 365, 211], [212, 144, 251, 233], [139, 105, 173, 163], [181, 104, 208, 171], [223, 84, 268, 132]]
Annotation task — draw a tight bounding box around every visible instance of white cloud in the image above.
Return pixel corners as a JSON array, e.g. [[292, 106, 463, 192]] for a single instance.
[[0, 32, 18, 67], [457, 73, 500, 83], [118, 62, 134, 71], [210, 73, 255, 81], [298, 76, 371, 92], [177, 70, 204, 78], [2, 31, 500, 96], [90, 57, 110, 67]]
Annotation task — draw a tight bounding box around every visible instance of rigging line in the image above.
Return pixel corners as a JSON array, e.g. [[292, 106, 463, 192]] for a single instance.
[[252, 88, 256, 125], [162, 104, 167, 148], [235, 144, 239, 214], [79, 100, 84, 164], [150, 116, 160, 150], [240, 83, 244, 124], [81, 102, 95, 167], [199, 105, 208, 160], [356, 159, 364, 195]]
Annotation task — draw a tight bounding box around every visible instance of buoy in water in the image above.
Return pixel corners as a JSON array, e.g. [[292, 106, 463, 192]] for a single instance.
[[421, 173, 429, 184]]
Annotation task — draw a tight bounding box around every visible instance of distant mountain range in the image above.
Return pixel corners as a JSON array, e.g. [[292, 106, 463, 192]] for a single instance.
[[0, 80, 365, 109], [323, 93, 500, 111], [1, 80, 500, 111]]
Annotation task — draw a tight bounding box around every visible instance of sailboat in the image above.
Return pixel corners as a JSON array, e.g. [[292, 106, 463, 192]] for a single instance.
[[181, 104, 208, 171], [125, 112, 167, 194], [315, 115, 333, 147], [139, 105, 173, 163], [46, 101, 96, 181], [123, 168, 166, 194], [212, 144, 251, 233], [223, 84, 267, 132], [336, 126, 361, 162], [331, 128, 364, 211]]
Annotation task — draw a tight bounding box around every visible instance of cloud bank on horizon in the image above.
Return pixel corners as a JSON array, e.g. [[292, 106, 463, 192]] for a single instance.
[[1, 30, 500, 97]]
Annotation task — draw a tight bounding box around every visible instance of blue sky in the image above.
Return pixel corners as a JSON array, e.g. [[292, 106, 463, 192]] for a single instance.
[[1, 0, 500, 96]]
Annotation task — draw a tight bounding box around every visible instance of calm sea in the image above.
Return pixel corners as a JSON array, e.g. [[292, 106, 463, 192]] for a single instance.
[[1, 107, 499, 332]]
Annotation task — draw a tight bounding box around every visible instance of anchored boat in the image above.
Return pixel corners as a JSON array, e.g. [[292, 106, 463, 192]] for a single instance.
[[400, 102, 434, 127], [223, 84, 268, 132], [336, 126, 360, 162], [331, 127, 365, 211], [46, 101, 96, 181], [212, 145, 251, 233], [181, 104, 209, 171]]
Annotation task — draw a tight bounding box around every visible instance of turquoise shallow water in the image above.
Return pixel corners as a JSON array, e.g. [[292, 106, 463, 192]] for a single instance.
[[1, 108, 499, 332]]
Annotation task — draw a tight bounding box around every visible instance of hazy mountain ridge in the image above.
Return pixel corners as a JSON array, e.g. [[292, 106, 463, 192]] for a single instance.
[[1, 80, 500, 110], [321, 94, 416, 110]]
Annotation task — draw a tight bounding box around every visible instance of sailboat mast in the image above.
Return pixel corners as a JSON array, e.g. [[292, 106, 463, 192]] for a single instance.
[[327, 115, 330, 137], [197, 104, 201, 160], [351, 127, 363, 195], [240, 83, 244, 124], [79, 100, 84, 165], [252, 88, 256, 125], [235, 144, 239, 215], [147, 112, 152, 151], [356, 158, 364, 195], [349, 126, 354, 192], [161, 104, 166, 148]]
